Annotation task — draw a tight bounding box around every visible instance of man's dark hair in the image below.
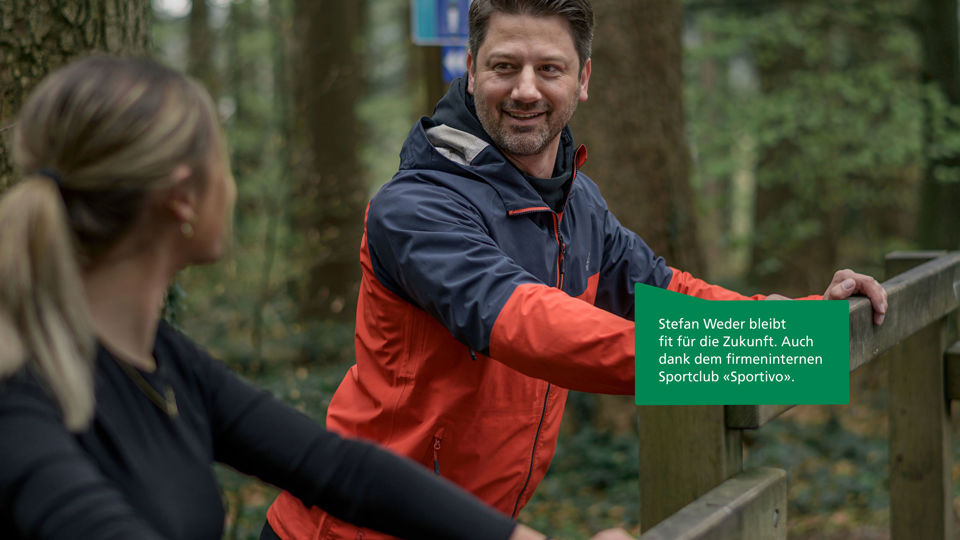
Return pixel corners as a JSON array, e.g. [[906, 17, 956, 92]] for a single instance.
[[468, 0, 595, 73]]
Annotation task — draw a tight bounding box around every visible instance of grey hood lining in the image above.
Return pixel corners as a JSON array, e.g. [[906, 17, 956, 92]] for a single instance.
[[425, 124, 490, 166]]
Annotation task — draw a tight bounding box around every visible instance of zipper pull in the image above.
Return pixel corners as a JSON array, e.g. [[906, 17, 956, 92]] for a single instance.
[[559, 241, 567, 282], [433, 437, 442, 475], [469, 348, 478, 361]]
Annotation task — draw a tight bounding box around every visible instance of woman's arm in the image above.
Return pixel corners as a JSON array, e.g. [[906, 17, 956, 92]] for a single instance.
[[198, 354, 518, 540], [0, 373, 166, 540]]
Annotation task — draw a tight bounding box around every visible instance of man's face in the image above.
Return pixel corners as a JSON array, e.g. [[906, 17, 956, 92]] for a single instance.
[[467, 12, 591, 165]]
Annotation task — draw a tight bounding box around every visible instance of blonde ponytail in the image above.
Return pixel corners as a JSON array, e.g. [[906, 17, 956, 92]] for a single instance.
[[0, 176, 95, 430], [1, 55, 222, 430]]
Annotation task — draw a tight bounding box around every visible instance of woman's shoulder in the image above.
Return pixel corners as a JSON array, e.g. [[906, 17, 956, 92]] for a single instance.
[[0, 364, 61, 419]]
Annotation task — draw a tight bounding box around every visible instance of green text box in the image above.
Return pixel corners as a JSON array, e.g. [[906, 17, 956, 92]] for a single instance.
[[635, 284, 849, 405]]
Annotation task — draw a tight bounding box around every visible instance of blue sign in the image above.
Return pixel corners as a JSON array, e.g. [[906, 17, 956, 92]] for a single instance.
[[442, 46, 468, 83], [412, 0, 471, 46]]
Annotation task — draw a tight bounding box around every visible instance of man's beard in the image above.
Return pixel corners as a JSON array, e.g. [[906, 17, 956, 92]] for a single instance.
[[475, 89, 579, 158]]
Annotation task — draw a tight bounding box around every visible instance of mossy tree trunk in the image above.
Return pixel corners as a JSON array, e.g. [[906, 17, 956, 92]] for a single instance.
[[0, 0, 151, 190]]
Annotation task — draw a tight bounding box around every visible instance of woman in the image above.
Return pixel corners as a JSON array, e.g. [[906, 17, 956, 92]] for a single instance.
[[0, 55, 629, 540]]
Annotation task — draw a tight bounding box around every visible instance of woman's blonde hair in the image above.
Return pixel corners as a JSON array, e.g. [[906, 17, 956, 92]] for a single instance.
[[0, 55, 222, 430]]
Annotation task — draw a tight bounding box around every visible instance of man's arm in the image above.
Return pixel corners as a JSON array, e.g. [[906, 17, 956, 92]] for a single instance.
[[595, 204, 887, 324], [594, 205, 769, 319], [366, 183, 636, 394]]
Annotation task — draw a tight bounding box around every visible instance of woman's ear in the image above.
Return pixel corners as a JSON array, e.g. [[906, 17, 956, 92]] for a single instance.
[[161, 165, 197, 225]]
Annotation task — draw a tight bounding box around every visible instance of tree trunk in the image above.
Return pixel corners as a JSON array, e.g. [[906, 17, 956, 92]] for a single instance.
[[571, 0, 701, 434], [571, 0, 705, 277], [0, 0, 152, 190], [187, 0, 217, 101], [918, 0, 960, 250], [290, 0, 368, 321]]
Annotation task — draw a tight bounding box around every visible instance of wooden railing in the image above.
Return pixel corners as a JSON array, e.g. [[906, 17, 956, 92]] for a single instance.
[[636, 251, 960, 539]]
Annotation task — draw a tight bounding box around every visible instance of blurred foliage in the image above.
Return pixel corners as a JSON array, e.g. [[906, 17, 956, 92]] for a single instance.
[[148, 0, 960, 538], [684, 0, 940, 289], [684, 1, 960, 537]]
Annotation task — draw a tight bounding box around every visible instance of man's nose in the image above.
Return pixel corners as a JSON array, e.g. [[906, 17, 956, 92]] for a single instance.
[[510, 65, 542, 102]]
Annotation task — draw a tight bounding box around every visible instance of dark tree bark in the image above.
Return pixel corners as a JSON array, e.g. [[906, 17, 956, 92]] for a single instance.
[[571, 0, 705, 277], [289, 0, 368, 321], [917, 0, 960, 250], [568, 0, 702, 435], [0, 0, 152, 190], [418, 46, 446, 118]]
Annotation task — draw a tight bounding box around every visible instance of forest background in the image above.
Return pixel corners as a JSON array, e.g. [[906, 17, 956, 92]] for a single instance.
[[3, 0, 960, 538]]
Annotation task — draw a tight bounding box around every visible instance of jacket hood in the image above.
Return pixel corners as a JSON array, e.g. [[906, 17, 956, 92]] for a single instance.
[[431, 76, 496, 148]]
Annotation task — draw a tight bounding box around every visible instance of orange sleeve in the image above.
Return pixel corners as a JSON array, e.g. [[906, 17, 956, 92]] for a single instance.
[[667, 267, 822, 301], [489, 283, 634, 395]]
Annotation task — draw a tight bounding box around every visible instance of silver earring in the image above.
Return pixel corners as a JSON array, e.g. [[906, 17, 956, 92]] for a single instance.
[[180, 222, 194, 238]]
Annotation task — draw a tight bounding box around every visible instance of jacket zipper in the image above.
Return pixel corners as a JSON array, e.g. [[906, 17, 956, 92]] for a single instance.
[[511, 211, 565, 518], [432, 428, 445, 475], [511, 383, 550, 518], [551, 213, 566, 290], [508, 149, 584, 516]]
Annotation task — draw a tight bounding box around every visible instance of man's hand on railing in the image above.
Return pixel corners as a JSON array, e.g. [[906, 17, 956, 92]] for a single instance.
[[589, 528, 635, 540], [822, 268, 888, 325]]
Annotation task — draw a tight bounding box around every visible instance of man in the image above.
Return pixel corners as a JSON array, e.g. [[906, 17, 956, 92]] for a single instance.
[[266, 1, 887, 538]]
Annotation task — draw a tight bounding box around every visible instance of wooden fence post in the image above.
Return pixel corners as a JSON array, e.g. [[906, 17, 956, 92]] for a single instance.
[[886, 253, 955, 540], [635, 252, 960, 538], [637, 405, 742, 531]]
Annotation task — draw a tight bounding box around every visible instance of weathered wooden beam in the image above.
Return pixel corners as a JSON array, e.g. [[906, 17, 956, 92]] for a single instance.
[[851, 252, 960, 371], [945, 341, 960, 400], [725, 404, 791, 430], [885, 250, 948, 276], [637, 406, 742, 532], [639, 467, 787, 540], [889, 318, 954, 540], [727, 252, 960, 429]]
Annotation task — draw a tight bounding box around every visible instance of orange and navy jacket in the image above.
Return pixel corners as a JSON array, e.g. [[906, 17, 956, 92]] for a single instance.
[[266, 117, 780, 539]]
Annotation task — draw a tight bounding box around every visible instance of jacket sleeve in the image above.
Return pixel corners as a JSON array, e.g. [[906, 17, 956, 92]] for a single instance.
[[597, 202, 773, 316], [0, 373, 167, 540], [189, 346, 516, 540], [366, 182, 636, 395], [593, 202, 800, 312]]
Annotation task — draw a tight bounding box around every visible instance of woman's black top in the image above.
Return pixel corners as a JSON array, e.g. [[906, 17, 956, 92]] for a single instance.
[[0, 322, 516, 540]]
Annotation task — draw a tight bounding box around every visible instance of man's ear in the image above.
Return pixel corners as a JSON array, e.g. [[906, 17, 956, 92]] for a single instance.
[[578, 57, 591, 102], [162, 165, 198, 225], [466, 51, 476, 95]]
